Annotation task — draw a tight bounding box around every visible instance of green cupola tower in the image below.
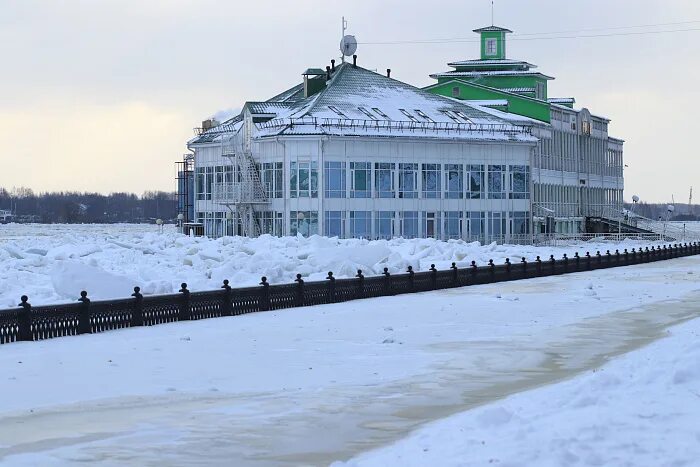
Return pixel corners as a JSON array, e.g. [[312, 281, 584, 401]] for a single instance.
[[474, 25, 512, 60]]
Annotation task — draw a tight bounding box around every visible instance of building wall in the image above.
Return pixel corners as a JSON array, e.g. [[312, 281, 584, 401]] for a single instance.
[[192, 135, 535, 242]]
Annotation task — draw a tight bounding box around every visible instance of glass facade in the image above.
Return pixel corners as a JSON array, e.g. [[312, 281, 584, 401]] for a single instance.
[[444, 211, 463, 239], [444, 164, 463, 199], [400, 211, 419, 238], [398, 163, 418, 199], [375, 211, 395, 239], [349, 211, 371, 238], [290, 161, 318, 198], [350, 162, 371, 198], [324, 211, 345, 238], [509, 165, 530, 200], [374, 163, 395, 198], [422, 164, 441, 199], [290, 211, 318, 236], [488, 165, 506, 199]]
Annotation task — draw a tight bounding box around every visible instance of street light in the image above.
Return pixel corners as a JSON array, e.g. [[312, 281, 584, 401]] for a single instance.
[[156, 218, 164, 234]]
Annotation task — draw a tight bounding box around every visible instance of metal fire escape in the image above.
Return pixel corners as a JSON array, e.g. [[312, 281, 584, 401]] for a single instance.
[[214, 135, 269, 237]]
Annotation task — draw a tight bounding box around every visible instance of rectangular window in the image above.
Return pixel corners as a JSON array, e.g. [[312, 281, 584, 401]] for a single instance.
[[422, 212, 441, 238], [444, 211, 463, 240], [467, 211, 485, 241], [488, 165, 506, 199], [452, 86, 460, 97], [374, 162, 395, 198], [509, 165, 530, 199], [399, 109, 418, 122], [262, 162, 283, 199], [486, 38, 497, 56], [324, 211, 345, 238], [511, 211, 530, 235], [290, 211, 318, 237], [400, 211, 419, 239], [258, 211, 284, 236], [290, 161, 318, 198], [414, 109, 433, 122], [350, 162, 371, 198], [375, 211, 395, 240], [398, 163, 418, 199], [324, 161, 346, 198], [467, 165, 484, 199], [358, 107, 378, 120], [444, 164, 463, 199], [453, 110, 472, 123], [489, 211, 506, 239], [328, 105, 348, 118], [440, 110, 460, 123], [349, 211, 371, 239], [372, 108, 390, 120], [422, 163, 441, 199], [205, 166, 214, 200], [196, 167, 205, 200]]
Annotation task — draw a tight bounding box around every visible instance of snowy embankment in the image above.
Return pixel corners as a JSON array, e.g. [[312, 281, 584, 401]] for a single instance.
[[0, 223, 670, 307], [0, 255, 698, 465]]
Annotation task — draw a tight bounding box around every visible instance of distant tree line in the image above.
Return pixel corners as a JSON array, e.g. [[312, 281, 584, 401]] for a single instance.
[[624, 201, 699, 222], [0, 187, 177, 223]]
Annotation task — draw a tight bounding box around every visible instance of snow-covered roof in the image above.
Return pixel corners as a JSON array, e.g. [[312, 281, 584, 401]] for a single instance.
[[190, 62, 538, 145], [447, 59, 536, 69], [501, 87, 536, 93], [473, 25, 513, 33], [547, 97, 576, 105], [464, 99, 509, 107], [430, 70, 555, 80]]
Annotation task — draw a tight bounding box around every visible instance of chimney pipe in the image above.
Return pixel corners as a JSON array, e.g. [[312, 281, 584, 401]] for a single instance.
[[331, 59, 336, 71], [326, 66, 331, 81], [386, 68, 391, 78], [352, 54, 357, 67]]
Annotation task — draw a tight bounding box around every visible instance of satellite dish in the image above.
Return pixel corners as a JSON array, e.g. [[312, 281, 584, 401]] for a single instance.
[[340, 35, 358, 56]]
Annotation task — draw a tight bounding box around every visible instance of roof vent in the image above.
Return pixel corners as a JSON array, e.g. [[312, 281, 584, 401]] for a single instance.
[[353, 54, 357, 67], [331, 59, 336, 71], [386, 68, 391, 78], [326, 66, 331, 81]]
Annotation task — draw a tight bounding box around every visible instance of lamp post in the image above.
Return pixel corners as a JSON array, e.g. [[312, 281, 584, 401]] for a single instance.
[[664, 204, 674, 239], [156, 218, 163, 234], [296, 211, 306, 237]]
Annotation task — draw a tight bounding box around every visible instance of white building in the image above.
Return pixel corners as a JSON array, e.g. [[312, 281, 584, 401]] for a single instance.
[[187, 60, 542, 242]]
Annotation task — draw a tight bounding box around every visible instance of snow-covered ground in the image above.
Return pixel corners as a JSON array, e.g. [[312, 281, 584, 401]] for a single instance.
[[0, 223, 671, 308], [0, 253, 698, 465]]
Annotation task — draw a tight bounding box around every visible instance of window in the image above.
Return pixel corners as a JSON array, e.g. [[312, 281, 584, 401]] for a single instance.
[[467, 211, 485, 241], [488, 165, 506, 199], [509, 165, 530, 199], [372, 107, 390, 120], [350, 162, 371, 198], [374, 163, 395, 198], [414, 109, 433, 122], [375, 211, 395, 239], [452, 86, 460, 97], [422, 163, 441, 199], [290, 161, 318, 198], [489, 211, 506, 238], [444, 164, 463, 199], [444, 211, 463, 239], [511, 211, 530, 235], [262, 162, 283, 198], [290, 211, 318, 237], [453, 111, 472, 123], [422, 212, 440, 238], [258, 211, 283, 236], [350, 211, 371, 239], [399, 109, 418, 122], [440, 110, 460, 123], [466, 165, 484, 199], [324, 161, 346, 198], [324, 211, 345, 238], [400, 211, 419, 239], [398, 163, 418, 198], [358, 107, 378, 120], [535, 82, 546, 100], [486, 38, 497, 56], [328, 105, 348, 118], [196, 167, 205, 200]]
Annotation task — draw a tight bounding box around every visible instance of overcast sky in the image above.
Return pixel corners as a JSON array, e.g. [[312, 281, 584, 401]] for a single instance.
[[1, 0, 698, 203]]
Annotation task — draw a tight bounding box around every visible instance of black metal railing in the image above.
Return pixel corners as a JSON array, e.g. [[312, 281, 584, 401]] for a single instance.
[[1, 243, 698, 345]]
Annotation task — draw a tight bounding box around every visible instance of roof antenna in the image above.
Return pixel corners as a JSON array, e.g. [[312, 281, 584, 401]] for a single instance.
[[491, 0, 494, 26], [340, 17, 358, 64], [340, 16, 348, 63]]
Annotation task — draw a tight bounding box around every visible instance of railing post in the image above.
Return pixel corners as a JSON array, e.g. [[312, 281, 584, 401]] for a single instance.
[[131, 286, 143, 326], [178, 283, 191, 320], [549, 255, 556, 275], [585, 251, 592, 270], [596, 251, 603, 268], [259, 277, 270, 311], [451, 262, 459, 287], [470, 260, 478, 284], [17, 295, 32, 341], [221, 280, 233, 316], [629, 248, 636, 265], [521, 257, 528, 278], [487, 259, 495, 282], [355, 269, 364, 299], [573, 252, 580, 272], [562, 254, 568, 273], [535, 256, 542, 276], [605, 250, 612, 267], [407, 266, 415, 292], [430, 264, 437, 289], [383, 267, 393, 295], [78, 291, 91, 334], [326, 271, 336, 302], [294, 274, 304, 306], [504, 258, 511, 279]]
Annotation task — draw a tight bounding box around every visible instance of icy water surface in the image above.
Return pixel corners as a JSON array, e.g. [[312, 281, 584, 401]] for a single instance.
[[1, 291, 699, 466]]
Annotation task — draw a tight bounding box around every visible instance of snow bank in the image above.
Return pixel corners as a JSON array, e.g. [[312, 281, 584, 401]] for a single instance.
[[0, 223, 675, 307]]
